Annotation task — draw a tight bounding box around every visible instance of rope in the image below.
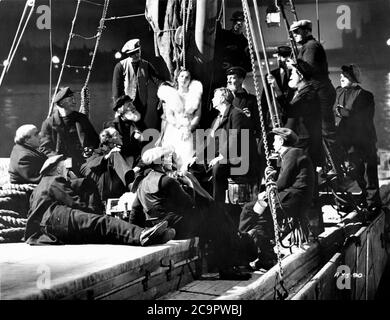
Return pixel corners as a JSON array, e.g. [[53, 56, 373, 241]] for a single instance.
[[47, 0, 82, 117], [80, 0, 104, 6], [80, 0, 110, 117], [104, 13, 144, 21], [49, 0, 53, 109], [182, 0, 186, 68], [0, 0, 36, 87], [72, 32, 100, 40], [242, 0, 287, 299]]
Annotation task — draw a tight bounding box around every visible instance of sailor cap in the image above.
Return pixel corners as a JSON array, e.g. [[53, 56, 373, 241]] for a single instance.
[[121, 38, 141, 54], [271, 127, 298, 146], [53, 87, 74, 104]]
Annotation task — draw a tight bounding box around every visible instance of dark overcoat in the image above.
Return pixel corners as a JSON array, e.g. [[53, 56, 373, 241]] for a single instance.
[[8, 143, 47, 184]]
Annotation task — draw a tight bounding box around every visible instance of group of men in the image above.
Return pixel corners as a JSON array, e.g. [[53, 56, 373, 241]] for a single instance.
[[7, 12, 382, 277]]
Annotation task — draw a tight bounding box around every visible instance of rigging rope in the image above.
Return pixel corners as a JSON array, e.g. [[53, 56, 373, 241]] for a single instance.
[[242, 0, 287, 300], [0, 0, 36, 87], [80, 0, 110, 117], [104, 13, 144, 21], [47, 0, 82, 117], [49, 0, 53, 108]]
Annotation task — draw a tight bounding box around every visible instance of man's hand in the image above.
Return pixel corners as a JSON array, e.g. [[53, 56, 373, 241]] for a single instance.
[[242, 107, 251, 118], [257, 191, 267, 202], [209, 154, 224, 168], [335, 105, 350, 118], [286, 58, 294, 69], [188, 156, 198, 167]]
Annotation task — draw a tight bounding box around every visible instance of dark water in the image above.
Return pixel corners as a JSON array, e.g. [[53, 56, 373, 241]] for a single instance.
[[0, 68, 389, 157]]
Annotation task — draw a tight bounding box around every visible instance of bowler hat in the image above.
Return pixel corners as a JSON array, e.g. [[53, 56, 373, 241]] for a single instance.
[[53, 87, 74, 104], [121, 38, 141, 54], [271, 127, 298, 146], [231, 11, 244, 21], [40, 154, 65, 175], [113, 95, 131, 111], [277, 46, 292, 58], [290, 19, 312, 32], [341, 64, 361, 83], [226, 66, 247, 79]]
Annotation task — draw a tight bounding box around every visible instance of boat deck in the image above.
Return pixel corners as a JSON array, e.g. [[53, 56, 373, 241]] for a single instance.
[[0, 238, 200, 300]]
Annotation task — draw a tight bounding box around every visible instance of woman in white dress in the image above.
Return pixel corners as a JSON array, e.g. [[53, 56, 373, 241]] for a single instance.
[[157, 69, 203, 171]]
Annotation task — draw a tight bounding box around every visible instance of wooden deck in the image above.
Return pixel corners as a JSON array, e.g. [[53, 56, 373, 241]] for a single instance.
[[0, 238, 200, 300]]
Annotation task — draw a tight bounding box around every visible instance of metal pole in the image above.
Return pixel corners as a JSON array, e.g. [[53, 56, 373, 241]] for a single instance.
[[252, 0, 280, 127], [242, 0, 278, 128], [316, 0, 320, 41]]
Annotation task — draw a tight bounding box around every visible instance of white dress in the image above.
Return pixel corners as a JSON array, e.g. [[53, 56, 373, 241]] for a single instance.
[[157, 80, 203, 171]]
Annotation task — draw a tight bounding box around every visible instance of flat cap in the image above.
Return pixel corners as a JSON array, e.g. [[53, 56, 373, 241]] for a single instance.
[[113, 95, 131, 111], [53, 87, 74, 104], [290, 19, 312, 32], [277, 45, 292, 57], [40, 154, 64, 175], [271, 127, 298, 146], [226, 66, 247, 79], [121, 38, 140, 54], [231, 11, 244, 21]]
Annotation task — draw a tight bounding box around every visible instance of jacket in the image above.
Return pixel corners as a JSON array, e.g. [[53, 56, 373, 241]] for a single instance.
[[8, 143, 47, 184]]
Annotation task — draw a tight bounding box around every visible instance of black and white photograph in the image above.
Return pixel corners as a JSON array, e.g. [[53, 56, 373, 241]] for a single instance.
[[0, 0, 389, 308]]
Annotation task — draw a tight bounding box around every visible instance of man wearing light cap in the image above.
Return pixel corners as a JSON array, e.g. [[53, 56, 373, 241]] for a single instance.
[[289, 19, 341, 176], [40, 87, 99, 176], [238, 127, 315, 270], [25, 154, 174, 246], [112, 38, 163, 130], [334, 64, 381, 215]]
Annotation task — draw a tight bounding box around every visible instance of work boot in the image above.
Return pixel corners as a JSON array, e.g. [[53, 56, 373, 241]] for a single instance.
[[139, 220, 168, 246]]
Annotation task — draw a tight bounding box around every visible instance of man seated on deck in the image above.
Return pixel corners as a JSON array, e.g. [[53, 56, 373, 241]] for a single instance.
[[238, 127, 315, 270], [40, 87, 100, 176], [80, 127, 137, 203], [24, 154, 175, 247], [8, 124, 47, 184], [129, 146, 258, 280], [103, 95, 146, 168]]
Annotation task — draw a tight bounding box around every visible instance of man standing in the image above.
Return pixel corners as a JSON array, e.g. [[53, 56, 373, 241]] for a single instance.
[[40, 87, 99, 176], [112, 39, 163, 130], [8, 124, 47, 184], [239, 127, 315, 270], [334, 64, 382, 214], [289, 20, 341, 175], [25, 155, 174, 246], [262, 46, 295, 126]]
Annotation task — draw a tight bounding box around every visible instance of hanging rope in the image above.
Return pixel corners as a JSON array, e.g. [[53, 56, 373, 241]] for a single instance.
[[0, 0, 36, 87], [242, 0, 288, 300], [47, 0, 82, 117], [49, 0, 53, 108], [253, 0, 281, 128], [182, 0, 186, 68], [104, 13, 144, 21], [80, 0, 110, 117]]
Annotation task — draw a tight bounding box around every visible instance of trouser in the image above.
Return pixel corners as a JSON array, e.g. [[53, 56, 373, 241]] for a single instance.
[[349, 151, 382, 209], [110, 151, 134, 187], [238, 201, 275, 256], [212, 163, 230, 203], [47, 206, 143, 245], [311, 79, 344, 173]]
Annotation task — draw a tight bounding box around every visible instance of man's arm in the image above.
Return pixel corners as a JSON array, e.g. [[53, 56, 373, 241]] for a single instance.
[[112, 62, 125, 102], [129, 195, 146, 227], [39, 119, 57, 156]]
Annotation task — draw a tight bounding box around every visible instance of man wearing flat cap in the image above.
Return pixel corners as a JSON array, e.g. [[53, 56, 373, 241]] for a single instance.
[[238, 127, 315, 270], [40, 87, 99, 176], [334, 64, 381, 215], [112, 38, 163, 131], [25, 154, 174, 246], [262, 45, 295, 127], [289, 19, 343, 176]]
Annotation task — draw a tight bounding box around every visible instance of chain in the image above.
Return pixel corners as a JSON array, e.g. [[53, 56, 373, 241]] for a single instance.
[[242, 0, 287, 299]]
